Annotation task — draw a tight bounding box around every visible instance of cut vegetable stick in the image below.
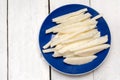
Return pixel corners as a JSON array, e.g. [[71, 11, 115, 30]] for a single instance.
[[58, 24, 97, 34], [64, 52, 95, 58], [93, 32, 100, 38], [46, 19, 97, 34], [58, 38, 95, 54], [52, 51, 62, 57], [75, 44, 110, 55], [62, 29, 99, 44], [50, 28, 97, 47], [52, 21, 97, 33], [56, 13, 92, 23], [52, 8, 87, 22], [92, 14, 102, 20], [70, 35, 108, 51], [55, 44, 63, 50], [64, 55, 97, 65], [43, 41, 52, 49], [42, 48, 54, 53], [55, 13, 84, 23]]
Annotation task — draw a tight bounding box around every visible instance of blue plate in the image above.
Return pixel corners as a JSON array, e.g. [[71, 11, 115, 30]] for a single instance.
[[39, 4, 111, 75]]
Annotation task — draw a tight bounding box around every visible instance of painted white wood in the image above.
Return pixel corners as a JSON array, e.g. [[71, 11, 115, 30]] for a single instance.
[[0, 0, 7, 80], [91, 0, 120, 80], [50, 0, 89, 12], [50, 0, 94, 80], [9, 0, 49, 80]]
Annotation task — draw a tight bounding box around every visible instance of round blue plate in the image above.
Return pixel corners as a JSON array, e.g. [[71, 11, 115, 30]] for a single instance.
[[39, 4, 111, 75]]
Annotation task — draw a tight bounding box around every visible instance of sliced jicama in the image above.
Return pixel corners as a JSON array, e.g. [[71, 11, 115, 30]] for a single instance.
[[65, 44, 110, 57], [52, 8, 87, 22], [42, 48, 54, 53], [75, 44, 110, 55], [63, 55, 97, 65], [46, 19, 97, 34], [62, 29, 99, 44], [92, 14, 102, 20], [43, 41, 52, 49], [56, 13, 92, 23], [52, 51, 62, 57], [70, 35, 108, 51], [58, 38, 96, 54]]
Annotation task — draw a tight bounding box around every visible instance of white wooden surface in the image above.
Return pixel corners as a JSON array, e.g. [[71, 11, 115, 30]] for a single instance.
[[0, 0, 7, 80], [0, 0, 120, 80], [8, 0, 49, 80]]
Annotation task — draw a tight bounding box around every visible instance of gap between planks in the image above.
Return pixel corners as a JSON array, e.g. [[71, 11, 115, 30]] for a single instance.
[[7, 0, 9, 80], [48, 0, 52, 80]]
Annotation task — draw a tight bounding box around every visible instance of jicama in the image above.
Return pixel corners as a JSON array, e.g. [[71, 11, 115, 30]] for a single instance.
[[52, 8, 87, 22], [70, 35, 108, 52], [46, 14, 101, 34], [56, 13, 92, 23], [64, 44, 110, 57], [42, 48, 54, 53], [62, 29, 99, 44], [42, 8, 110, 65], [64, 55, 97, 65]]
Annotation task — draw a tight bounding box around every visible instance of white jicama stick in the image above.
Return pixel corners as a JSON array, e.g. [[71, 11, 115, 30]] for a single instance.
[[93, 32, 100, 38], [62, 29, 98, 44], [58, 38, 95, 54], [52, 51, 62, 57], [43, 41, 52, 49], [52, 20, 97, 33], [56, 13, 92, 23], [92, 14, 102, 20], [63, 55, 97, 65], [70, 35, 108, 51], [46, 14, 101, 34], [55, 13, 84, 23], [55, 44, 63, 50], [42, 48, 54, 53], [52, 8, 87, 22], [74, 44, 110, 56], [50, 27, 97, 47], [64, 52, 95, 58], [45, 19, 97, 34]]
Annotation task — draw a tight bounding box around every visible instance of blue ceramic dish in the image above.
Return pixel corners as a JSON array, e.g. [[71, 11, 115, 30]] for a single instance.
[[39, 4, 111, 75]]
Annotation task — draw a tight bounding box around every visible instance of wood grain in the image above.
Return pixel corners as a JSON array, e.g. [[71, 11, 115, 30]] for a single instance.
[[0, 0, 7, 80], [49, 0, 94, 80], [8, 0, 49, 80], [91, 0, 120, 80]]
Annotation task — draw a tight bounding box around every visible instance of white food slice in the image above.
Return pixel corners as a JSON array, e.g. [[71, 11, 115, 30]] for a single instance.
[[94, 32, 100, 38], [55, 44, 63, 50], [42, 48, 54, 53], [43, 41, 52, 49], [52, 21, 97, 33], [56, 13, 92, 23], [70, 35, 108, 51], [75, 44, 110, 56], [64, 55, 97, 65], [58, 38, 95, 54], [52, 8, 87, 22], [92, 14, 102, 20], [62, 29, 98, 44], [52, 51, 62, 57], [45, 19, 97, 34]]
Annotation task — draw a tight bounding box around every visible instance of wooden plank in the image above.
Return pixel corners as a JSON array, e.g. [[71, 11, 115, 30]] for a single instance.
[[91, 0, 120, 80], [50, 0, 89, 12], [0, 0, 7, 80], [8, 0, 49, 80], [49, 0, 94, 80]]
